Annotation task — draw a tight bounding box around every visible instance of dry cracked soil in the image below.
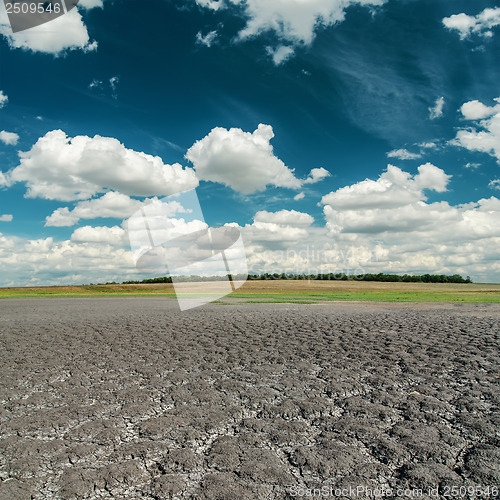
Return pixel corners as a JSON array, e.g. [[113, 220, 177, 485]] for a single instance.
[[0, 298, 499, 499]]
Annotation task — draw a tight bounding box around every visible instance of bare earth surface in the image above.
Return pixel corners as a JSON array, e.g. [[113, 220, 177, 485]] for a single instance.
[[0, 299, 499, 499]]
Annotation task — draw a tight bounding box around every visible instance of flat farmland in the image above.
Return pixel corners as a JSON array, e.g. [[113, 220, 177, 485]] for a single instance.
[[230, 280, 500, 303], [1, 280, 500, 303]]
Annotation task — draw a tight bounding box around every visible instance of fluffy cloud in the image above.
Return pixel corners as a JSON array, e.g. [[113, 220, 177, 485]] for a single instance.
[[196, 0, 224, 11], [45, 192, 189, 227], [0, 232, 138, 286], [460, 99, 500, 120], [78, 0, 104, 9], [0, 90, 7, 108], [429, 96, 444, 120], [232, 0, 386, 45], [266, 45, 294, 65], [254, 209, 314, 226], [319, 166, 500, 269], [418, 142, 438, 150], [195, 0, 386, 61], [237, 186, 500, 282], [453, 97, 500, 162], [324, 201, 460, 235], [489, 179, 500, 190], [186, 124, 328, 194], [196, 30, 218, 47], [0, 214, 13, 222], [10, 130, 198, 201], [0, 6, 97, 55], [414, 163, 451, 192], [303, 167, 331, 184], [3, 165, 500, 283], [387, 149, 422, 160], [243, 166, 499, 280], [237, 209, 314, 247], [443, 7, 500, 39], [294, 192, 305, 201], [45, 192, 144, 227], [71, 225, 127, 245], [0, 130, 19, 146], [321, 164, 450, 212], [0, 170, 11, 187]]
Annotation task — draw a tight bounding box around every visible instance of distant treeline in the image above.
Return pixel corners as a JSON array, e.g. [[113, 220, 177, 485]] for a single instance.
[[122, 275, 242, 284], [120, 272, 472, 284], [122, 276, 173, 284], [246, 273, 472, 283]]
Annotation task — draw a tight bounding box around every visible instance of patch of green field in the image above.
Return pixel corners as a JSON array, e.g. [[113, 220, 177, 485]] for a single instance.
[[228, 280, 500, 303], [229, 291, 500, 303], [0, 284, 177, 299], [1, 281, 499, 303], [244, 299, 318, 304]]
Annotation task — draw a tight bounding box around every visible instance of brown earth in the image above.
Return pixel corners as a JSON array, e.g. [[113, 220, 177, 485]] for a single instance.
[[0, 299, 499, 499]]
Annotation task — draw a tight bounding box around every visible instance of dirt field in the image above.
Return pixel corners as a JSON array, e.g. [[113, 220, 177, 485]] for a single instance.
[[0, 299, 499, 499]]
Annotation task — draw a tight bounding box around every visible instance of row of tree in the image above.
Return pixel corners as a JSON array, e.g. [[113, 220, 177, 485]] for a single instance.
[[120, 272, 472, 284], [245, 273, 472, 283]]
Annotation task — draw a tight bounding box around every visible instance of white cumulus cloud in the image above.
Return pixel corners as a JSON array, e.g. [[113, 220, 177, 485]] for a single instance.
[[234, 0, 386, 45], [4, 165, 500, 283], [196, 30, 218, 47], [0, 90, 7, 108], [237, 209, 314, 247], [0, 214, 13, 222], [321, 163, 450, 212], [312, 165, 500, 281], [10, 130, 198, 201], [235, 176, 500, 282], [443, 7, 500, 39], [0, 232, 138, 286], [78, 0, 104, 9], [0, 130, 19, 145], [45, 192, 189, 227], [460, 98, 500, 120], [303, 167, 331, 184], [429, 96, 445, 120], [418, 142, 438, 150], [71, 225, 127, 245], [254, 209, 314, 226], [195, 0, 386, 62], [387, 149, 422, 160], [489, 179, 500, 190], [266, 45, 294, 65], [195, 0, 225, 11], [0, 6, 98, 55], [453, 97, 500, 162], [186, 124, 327, 194], [0, 171, 10, 187], [45, 192, 144, 227]]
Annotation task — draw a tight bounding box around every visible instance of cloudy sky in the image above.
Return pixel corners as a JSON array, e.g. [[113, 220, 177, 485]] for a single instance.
[[1, 0, 500, 286]]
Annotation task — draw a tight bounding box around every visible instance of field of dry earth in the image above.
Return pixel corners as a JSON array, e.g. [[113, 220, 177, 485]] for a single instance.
[[0, 298, 499, 499]]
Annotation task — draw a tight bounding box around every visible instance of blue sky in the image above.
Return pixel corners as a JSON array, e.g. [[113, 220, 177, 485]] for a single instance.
[[1, 0, 500, 285]]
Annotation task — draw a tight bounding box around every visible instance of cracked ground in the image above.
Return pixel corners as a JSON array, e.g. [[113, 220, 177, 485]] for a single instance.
[[0, 298, 499, 499]]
